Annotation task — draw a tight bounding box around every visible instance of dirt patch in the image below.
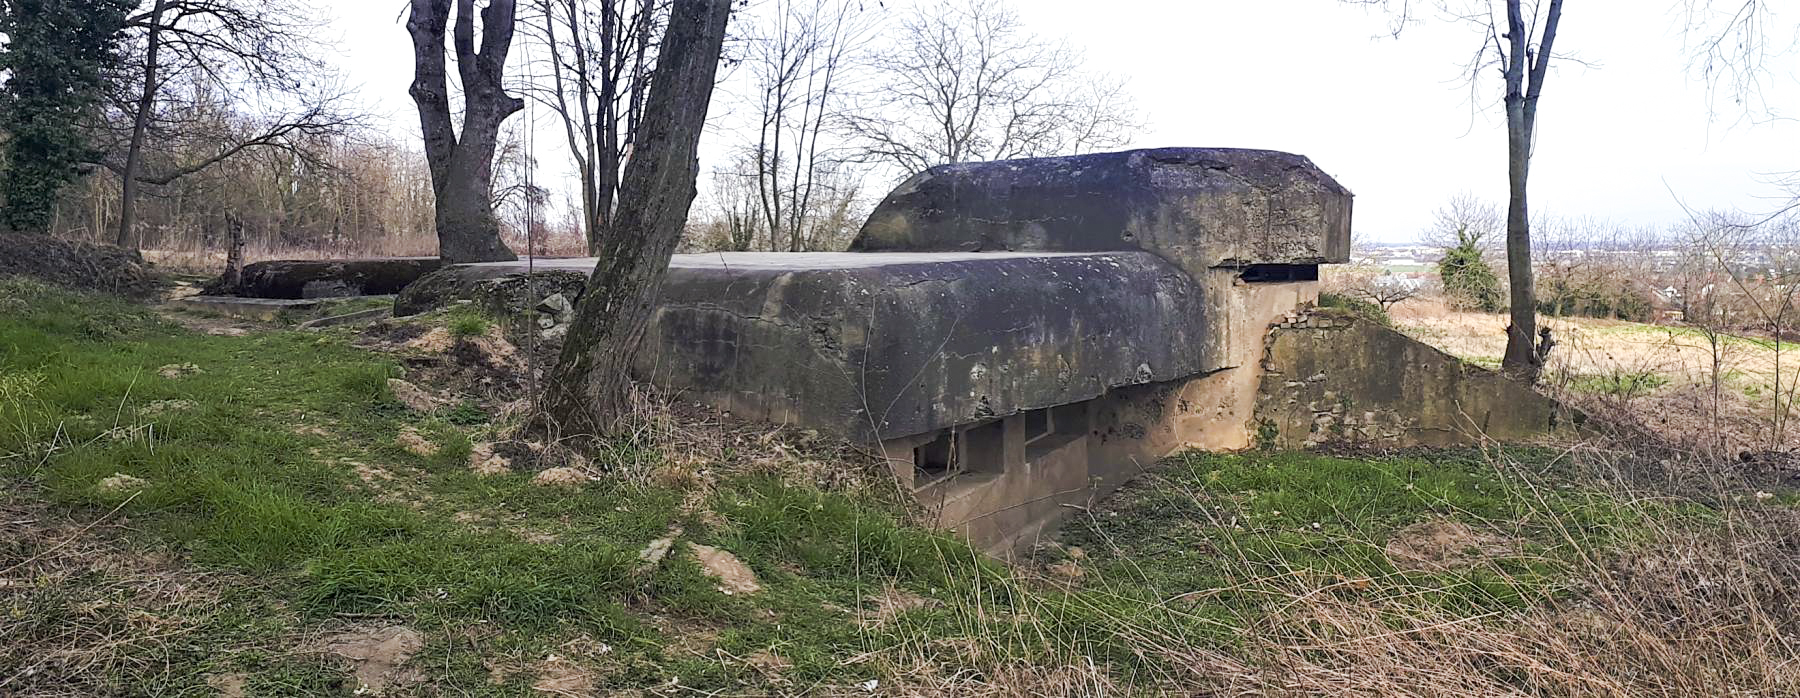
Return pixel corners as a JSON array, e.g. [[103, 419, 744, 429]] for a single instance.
[[469, 443, 512, 475], [387, 378, 445, 412], [140, 399, 197, 417], [1384, 519, 1519, 572], [532, 467, 589, 488], [324, 625, 424, 696], [687, 543, 760, 595], [531, 655, 596, 696], [157, 362, 202, 379], [396, 426, 438, 457], [206, 672, 249, 698], [404, 326, 453, 353]]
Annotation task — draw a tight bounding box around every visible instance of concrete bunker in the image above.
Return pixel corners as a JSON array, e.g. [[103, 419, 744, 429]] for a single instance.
[[524, 147, 1354, 549], [391, 147, 1556, 551]]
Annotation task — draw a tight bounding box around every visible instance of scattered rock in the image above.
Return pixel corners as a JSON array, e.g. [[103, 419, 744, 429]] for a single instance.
[[1384, 519, 1518, 572], [532, 467, 589, 488], [687, 542, 760, 595], [387, 378, 444, 412], [639, 533, 680, 567], [396, 426, 438, 457], [140, 399, 197, 416], [96, 472, 148, 494], [158, 363, 202, 379], [536, 292, 574, 319], [324, 625, 424, 696], [469, 443, 512, 476]]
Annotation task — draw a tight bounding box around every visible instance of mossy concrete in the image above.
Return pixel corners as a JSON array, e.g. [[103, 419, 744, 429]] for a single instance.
[[1256, 308, 1569, 448]]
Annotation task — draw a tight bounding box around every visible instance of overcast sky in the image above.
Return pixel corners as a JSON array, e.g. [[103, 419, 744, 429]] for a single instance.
[[320, 0, 1800, 243]]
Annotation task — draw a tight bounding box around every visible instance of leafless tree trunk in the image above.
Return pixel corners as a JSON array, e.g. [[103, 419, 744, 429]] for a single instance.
[[1350, 0, 1562, 380], [114, 0, 168, 249], [408, 0, 523, 263], [1499, 0, 1563, 381], [107, 0, 355, 251], [540, 0, 731, 436], [220, 213, 246, 287], [744, 0, 868, 252], [531, 0, 665, 255]]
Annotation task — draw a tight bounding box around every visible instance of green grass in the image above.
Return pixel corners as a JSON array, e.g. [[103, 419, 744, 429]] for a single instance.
[[447, 304, 491, 338], [0, 276, 1765, 694], [1567, 369, 1671, 396], [1058, 450, 1668, 628], [1606, 322, 1798, 352]]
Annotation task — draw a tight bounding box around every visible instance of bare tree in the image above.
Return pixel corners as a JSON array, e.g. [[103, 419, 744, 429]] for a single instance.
[[842, 0, 1140, 175], [1420, 192, 1502, 251], [1687, 209, 1800, 448], [705, 157, 764, 251], [528, 0, 666, 255], [1350, 1, 1563, 380], [1353, 273, 1423, 311], [541, 0, 731, 436], [741, 0, 869, 252], [408, 0, 524, 263], [105, 0, 354, 250]]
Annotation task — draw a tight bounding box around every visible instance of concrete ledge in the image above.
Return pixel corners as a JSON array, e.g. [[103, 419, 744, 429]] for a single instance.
[[205, 257, 442, 299]]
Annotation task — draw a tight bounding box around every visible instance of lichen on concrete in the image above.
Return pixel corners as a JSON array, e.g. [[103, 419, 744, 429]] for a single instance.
[[1255, 307, 1569, 449]]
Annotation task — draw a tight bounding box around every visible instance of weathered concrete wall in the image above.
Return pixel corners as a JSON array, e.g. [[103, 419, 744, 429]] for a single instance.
[[1255, 308, 1567, 448], [852, 148, 1353, 279], [885, 278, 1318, 551], [640, 251, 1217, 442], [209, 257, 443, 299], [393, 265, 589, 317]]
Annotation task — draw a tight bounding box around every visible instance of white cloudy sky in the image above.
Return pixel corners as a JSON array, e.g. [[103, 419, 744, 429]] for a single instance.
[[318, 0, 1800, 243]]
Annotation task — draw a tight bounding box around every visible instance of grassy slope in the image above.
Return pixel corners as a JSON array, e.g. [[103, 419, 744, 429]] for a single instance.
[[3, 277, 1795, 695]]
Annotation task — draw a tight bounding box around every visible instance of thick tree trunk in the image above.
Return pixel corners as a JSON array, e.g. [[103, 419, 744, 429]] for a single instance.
[[221, 212, 245, 291], [540, 0, 732, 437], [407, 0, 522, 264], [116, 0, 169, 250]]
